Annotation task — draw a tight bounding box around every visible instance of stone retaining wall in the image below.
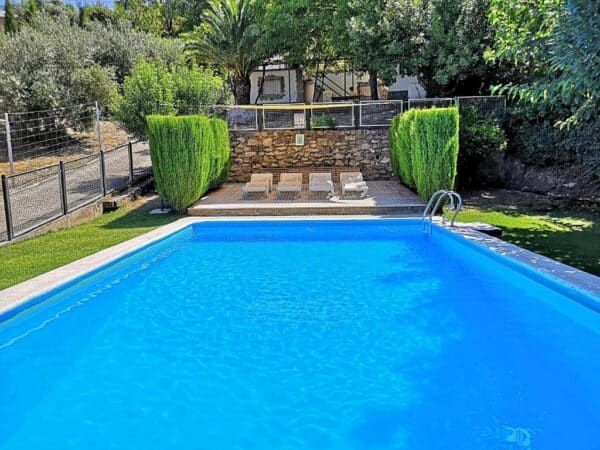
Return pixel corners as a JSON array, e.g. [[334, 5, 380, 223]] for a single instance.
[[229, 129, 392, 182]]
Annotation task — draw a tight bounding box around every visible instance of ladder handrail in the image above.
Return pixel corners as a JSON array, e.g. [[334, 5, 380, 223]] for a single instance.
[[422, 190, 462, 233]]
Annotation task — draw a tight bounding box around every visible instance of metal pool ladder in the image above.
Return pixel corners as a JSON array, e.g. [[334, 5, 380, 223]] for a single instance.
[[422, 190, 463, 234]]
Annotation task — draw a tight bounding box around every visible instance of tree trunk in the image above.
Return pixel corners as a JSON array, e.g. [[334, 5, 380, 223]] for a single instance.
[[234, 76, 252, 105], [369, 69, 379, 100]]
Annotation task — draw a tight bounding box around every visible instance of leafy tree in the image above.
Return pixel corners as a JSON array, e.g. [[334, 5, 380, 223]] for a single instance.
[[113, 59, 227, 137], [457, 106, 506, 188], [184, 0, 269, 104], [344, 1, 398, 100], [259, 0, 348, 70], [489, 0, 599, 126], [4, 0, 18, 33], [115, 0, 169, 36], [407, 0, 494, 97], [79, 4, 118, 26]]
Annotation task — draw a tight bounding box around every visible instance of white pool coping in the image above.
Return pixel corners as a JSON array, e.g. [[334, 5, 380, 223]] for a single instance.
[[1, 215, 599, 321]]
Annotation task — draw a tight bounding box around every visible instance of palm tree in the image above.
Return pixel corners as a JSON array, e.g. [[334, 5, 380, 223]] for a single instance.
[[184, 0, 265, 104]]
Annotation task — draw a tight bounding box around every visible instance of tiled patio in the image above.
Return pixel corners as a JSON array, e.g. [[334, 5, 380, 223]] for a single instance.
[[188, 180, 424, 216]]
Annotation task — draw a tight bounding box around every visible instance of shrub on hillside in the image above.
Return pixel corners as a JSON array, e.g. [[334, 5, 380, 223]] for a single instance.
[[389, 107, 460, 200], [0, 13, 181, 113], [457, 106, 506, 188], [114, 60, 227, 138], [147, 115, 230, 212]]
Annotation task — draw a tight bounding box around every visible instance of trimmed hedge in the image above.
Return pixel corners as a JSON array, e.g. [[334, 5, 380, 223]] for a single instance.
[[388, 107, 460, 200], [147, 115, 231, 212], [389, 112, 417, 189]]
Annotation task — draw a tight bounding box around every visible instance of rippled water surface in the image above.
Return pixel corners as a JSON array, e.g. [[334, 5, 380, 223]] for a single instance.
[[0, 220, 599, 450]]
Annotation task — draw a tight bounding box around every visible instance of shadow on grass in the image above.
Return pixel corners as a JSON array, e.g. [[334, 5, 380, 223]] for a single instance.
[[458, 206, 600, 276], [100, 199, 184, 231]]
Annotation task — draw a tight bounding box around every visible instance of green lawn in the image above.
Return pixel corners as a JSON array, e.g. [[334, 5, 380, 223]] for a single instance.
[[456, 207, 600, 276], [0, 201, 181, 290]]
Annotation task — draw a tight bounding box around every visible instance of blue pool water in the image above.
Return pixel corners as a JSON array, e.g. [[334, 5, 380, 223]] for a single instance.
[[0, 220, 599, 450]]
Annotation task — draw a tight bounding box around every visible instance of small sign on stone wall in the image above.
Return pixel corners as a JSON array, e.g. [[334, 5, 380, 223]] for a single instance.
[[295, 134, 305, 146], [294, 113, 305, 129]]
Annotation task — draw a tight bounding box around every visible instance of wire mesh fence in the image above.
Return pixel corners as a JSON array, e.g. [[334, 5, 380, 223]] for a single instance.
[[220, 97, 503, 131], [104, 144, 131, 194], [0, 104, 100, 164], [359, 101, 404, 127], [456, 96, 507, 120], [0, 140, 151, 242], [4, 165, 64, 237], [0, 183, 7, 242], [131, 140, 152, 181], [64, 154, 103, 211], [407, 98, 455, 110], [223, 107, 259, 131], [263, 106, 306, 130], [311, 104, 354, 129]]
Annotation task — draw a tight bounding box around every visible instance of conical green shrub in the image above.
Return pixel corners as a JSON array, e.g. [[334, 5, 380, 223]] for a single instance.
[[147, 115, 230, 212], [388, 107, 459, 200]]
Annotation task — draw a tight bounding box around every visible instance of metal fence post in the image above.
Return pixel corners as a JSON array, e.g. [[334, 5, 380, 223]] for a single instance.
[[59, 161, 68, 215], [128, 142, 134, 184], [99, 150, 106, 196], [4, 113, 14, 176], [94, 101, 103, 152], [1, 175, 14, 241]]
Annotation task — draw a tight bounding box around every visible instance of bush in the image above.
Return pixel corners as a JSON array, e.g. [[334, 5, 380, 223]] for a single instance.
[[457, 106, 506, 188], [113, 60, 227, 137], [210, 119, 231, 185], [389, 114, 414, 188], [147, 115, 230, 212], [389, 107, 460, 200], [113, 60, 176, 138]]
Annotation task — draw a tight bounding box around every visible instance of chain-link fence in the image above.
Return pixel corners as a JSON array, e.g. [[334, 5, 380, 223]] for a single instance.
[[0, 140, 151, 242]]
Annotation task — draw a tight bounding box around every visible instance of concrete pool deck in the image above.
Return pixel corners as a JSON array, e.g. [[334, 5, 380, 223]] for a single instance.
[[1, 215, 599, 322]]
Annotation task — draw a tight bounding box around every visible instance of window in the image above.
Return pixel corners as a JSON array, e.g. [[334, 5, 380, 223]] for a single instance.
[[259, 75, 285, 100]]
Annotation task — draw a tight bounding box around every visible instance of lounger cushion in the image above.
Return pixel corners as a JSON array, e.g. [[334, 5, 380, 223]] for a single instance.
[[242, 183, 269, 193], [277, 182, 302, 192], [343, 182, 367, 190]]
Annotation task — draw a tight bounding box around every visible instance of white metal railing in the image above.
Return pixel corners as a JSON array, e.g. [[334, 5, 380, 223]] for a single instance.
[[422, 190, 463, 234]]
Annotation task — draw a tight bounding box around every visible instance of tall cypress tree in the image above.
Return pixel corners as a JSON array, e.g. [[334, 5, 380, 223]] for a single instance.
[[4, 0, 18, 33]]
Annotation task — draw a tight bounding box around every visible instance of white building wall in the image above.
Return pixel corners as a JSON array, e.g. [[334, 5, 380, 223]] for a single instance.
[[387, 75, 426, 99], [313, 72, 426, 101], [249, 69, 303, 104]]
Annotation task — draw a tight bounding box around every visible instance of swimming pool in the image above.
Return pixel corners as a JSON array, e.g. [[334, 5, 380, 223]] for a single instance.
[[0, 219, 599, 449]]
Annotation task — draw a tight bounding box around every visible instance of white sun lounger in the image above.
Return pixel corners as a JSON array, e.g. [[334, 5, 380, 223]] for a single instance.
[[309, 173, 334, 197], [242, 173, 273, 197], [276, 173, 302, 197], [340, 172, 368, 197]]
